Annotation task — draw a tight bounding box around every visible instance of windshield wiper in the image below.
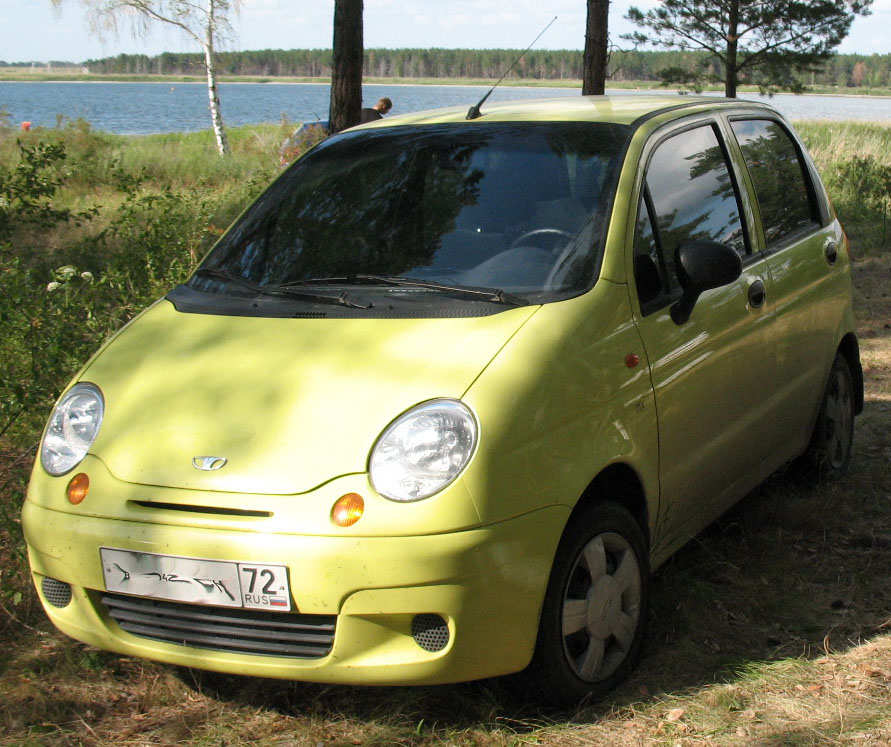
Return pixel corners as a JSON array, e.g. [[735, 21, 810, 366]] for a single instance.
[[282, 274, 527, 306], [193, 268, 372, 309]]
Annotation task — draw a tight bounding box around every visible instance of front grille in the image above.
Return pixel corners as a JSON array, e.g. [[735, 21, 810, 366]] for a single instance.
[[101, 593, 335, 659]]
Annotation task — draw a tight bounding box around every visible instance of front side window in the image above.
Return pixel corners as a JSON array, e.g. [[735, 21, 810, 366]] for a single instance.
[[633, 122, 748, 311], [731, 119, 820, 246], [190, 122, 629, 312]]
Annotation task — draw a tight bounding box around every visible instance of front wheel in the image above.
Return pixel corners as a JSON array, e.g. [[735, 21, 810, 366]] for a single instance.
[[526, 502, 649, 704]]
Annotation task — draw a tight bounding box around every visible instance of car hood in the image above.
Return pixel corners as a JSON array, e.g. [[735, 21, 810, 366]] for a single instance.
[[83, 300, 537, 494]]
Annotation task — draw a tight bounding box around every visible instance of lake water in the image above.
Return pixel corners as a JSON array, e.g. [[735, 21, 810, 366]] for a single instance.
[[2, 81, 891, 135]]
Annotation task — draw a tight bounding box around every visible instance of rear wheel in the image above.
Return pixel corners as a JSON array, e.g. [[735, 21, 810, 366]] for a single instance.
[[803, 353, 855, 478], [527, 502, 648, 704]]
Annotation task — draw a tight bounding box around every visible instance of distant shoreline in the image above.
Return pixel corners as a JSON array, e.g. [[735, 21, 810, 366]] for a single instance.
[[3, 72, 891, 99]]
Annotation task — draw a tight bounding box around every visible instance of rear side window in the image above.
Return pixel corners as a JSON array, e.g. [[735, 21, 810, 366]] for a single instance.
[[634, 123, 748, 312], [731, 119, 821, 246]]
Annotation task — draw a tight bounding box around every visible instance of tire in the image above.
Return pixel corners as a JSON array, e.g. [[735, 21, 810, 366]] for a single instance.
[[803, 353, 856, 479], [526, 502, 649, 705]]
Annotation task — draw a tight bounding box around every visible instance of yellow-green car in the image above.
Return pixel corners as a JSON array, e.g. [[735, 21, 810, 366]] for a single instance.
[[24, 95, 862, 703]]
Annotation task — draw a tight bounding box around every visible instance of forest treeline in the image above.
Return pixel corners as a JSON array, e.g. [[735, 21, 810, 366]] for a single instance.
[[66, 48, 891, 88]]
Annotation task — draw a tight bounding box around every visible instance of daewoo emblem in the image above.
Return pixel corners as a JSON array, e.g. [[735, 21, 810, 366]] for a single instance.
[[192, 456, 228, 471]]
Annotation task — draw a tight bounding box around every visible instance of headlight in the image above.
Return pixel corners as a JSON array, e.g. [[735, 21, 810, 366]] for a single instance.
[[40, 383, 105, 476], [369, 399, 477, 502]]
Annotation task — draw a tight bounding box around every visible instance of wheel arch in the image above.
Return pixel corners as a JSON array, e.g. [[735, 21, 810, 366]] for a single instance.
[[838, 333, 864, 415], [568, 463, 650, 548]]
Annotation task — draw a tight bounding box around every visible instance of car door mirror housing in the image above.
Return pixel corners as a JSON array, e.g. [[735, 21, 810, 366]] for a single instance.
[[670, 240, 743, 324]]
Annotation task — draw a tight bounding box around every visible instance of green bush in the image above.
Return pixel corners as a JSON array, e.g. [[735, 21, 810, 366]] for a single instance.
[[0, 139, 96, 243]]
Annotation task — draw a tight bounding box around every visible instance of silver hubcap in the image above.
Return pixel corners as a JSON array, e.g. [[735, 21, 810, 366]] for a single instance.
[[824, 365, 853, 469], [561, 532, 642, 682]]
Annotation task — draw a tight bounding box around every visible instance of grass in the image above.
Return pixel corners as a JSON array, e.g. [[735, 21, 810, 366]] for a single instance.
[[0, 120, 291, 269], [0, 119, 287, 193], [797, 120, 891, 162], [0, 119, 890, 744], [796, 121, 891, 256]]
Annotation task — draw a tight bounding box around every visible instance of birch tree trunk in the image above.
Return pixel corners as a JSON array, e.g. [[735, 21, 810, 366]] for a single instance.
[[57, 1, 235, 156], [203, 1, 230, 155]]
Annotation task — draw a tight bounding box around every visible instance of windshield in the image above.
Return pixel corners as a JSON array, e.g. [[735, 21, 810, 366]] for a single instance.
[[193, 122, 628, 306]]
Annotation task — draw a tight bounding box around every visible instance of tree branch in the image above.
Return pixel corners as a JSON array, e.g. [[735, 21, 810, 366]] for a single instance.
[[673, 0, 729, 43], [118, 0, 203, 44], [737, 15, 847, 71]]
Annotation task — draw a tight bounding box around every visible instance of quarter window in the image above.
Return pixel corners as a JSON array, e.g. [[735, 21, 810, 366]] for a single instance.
[[731, 119, 820, 246], [634, 192, 679, 313]]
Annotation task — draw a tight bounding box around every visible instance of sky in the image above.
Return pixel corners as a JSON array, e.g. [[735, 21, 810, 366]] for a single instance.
[[1, 0, 889, 63]]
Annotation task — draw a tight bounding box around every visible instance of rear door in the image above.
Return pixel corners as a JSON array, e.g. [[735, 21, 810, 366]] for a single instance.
[[629, 118, 778, 558], [727, 117, 849, 459]]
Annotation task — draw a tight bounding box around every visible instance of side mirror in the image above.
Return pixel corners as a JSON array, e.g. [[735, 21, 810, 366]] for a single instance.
[[670, 240, 742, 324]]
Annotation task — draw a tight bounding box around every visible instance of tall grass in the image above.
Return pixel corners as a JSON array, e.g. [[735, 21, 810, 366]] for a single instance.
[[796, 120, 891, 163], [796, 121, 891, 254], [0, 120, 297, 270]]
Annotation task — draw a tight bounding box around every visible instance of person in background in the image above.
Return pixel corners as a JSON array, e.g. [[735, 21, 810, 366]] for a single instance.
[[360, 97, 393, 124]]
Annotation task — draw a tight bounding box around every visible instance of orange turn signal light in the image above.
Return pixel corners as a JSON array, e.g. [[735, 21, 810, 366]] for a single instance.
[[66, 473, 90, 505], [331, 493, 364, 527]]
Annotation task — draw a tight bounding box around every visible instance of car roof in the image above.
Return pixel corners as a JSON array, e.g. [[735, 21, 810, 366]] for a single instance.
[[355, 94, 777, 129]]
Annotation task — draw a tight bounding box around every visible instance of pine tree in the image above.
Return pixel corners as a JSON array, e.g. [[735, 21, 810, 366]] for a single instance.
[[625, 0, 872, 97], [329, 0, 363, 133], [583, 0, 610, 95]]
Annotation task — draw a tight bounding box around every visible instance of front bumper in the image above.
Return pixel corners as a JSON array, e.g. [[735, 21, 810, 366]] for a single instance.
[[23, 499, 568, 684]]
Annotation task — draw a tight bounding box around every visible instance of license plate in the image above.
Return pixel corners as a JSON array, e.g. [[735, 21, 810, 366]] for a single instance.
[[100, 548, 292, 611]]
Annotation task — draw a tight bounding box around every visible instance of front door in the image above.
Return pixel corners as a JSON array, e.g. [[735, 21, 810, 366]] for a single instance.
[[630, 120, 777, 561]]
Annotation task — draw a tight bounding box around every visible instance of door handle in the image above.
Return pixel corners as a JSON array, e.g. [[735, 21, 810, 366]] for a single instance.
[[824, 239, 838, 265], [748, 279, 766, 309]]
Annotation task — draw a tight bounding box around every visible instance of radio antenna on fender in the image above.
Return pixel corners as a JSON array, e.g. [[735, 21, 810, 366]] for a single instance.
[[466, 16, 558, 121]]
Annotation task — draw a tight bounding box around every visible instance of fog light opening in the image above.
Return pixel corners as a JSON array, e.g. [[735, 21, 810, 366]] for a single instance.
[[41, 577, 72, 608], [66, 473, 90, 505], [411, 614, 450, 652], [331, 493, 364, 527]]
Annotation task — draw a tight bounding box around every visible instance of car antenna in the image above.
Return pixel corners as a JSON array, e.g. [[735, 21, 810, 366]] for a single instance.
[[466, 16, 557, 121]]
